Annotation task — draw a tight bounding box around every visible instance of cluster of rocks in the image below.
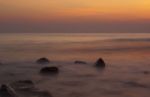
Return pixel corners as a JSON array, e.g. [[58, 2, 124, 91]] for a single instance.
[[1, 57, 150, 97], [37, 57, 106, 75], [0, 57, 106, 97], [36, 57, 59, 75]]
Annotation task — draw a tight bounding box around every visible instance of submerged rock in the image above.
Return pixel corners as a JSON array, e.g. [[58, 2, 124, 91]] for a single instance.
[[16, 80, 33, 85], [40, 67, 59, 74], [10, 80, 34, 91], [123, 81, 148, 88], [10, 80, 53, 97], [94, 58, 106, 68], [36, 57, 50, 64], [0, 62, 3, 65], [143, 71, 150, 74], [0, 84, 18, 97], [74, 61, 87, 64]]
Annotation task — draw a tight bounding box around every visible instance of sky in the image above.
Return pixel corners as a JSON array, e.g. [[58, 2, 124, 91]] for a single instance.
[[0, 0, 150, 33]]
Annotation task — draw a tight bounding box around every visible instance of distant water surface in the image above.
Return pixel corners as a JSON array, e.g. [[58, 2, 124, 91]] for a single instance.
[[0, 33, 150, 62]]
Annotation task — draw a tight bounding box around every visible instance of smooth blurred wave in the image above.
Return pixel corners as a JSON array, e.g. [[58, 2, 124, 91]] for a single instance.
[[0, 33, 150, 62]]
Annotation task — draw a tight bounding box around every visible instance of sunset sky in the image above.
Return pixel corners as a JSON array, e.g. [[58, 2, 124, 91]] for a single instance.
[[0, 0, 150, 33]]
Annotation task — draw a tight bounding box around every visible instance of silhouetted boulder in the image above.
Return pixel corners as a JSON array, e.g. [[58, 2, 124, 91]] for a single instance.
[[95, 58, 106, 68], [74, 61, 87, 64], [40, 67, 59, 74], [36, 57, 50, 64]]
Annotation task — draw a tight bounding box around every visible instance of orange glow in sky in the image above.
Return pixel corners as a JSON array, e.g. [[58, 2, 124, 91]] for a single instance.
[[0, 0, 150, 22]]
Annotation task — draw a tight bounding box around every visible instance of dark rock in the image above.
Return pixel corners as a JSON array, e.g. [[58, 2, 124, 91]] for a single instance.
[[0, 62, 3, 65], [0, 84, 8, 92], [143, 71, 150, 74], [36, 57, 50, 64], [40, 67, 59, 74], [95, 58, 106, 68], [0, 84, 18, 97], [74, 61, 87, 64]]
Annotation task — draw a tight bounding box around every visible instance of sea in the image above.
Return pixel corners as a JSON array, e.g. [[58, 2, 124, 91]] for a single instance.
[[0, 32, 150, 97]]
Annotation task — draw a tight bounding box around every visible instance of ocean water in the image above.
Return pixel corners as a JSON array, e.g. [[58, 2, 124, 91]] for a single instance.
[[0, 33, 150, 97]]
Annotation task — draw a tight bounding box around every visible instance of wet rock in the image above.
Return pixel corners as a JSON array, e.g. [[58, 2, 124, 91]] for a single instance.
[[94, 58, 106, 68], [40, 67, 59, 74], [74, 61, 87, 64], [36, 57, 50, 64], [0, 84, 18, 97]]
